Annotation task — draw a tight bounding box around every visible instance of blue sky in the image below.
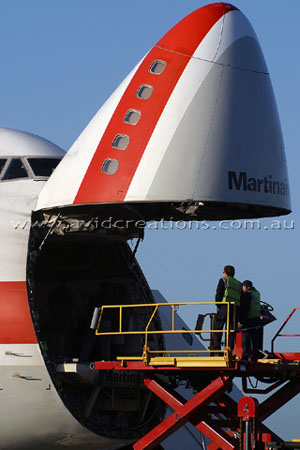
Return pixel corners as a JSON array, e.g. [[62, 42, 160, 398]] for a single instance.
[[0, 0, 299, 441]]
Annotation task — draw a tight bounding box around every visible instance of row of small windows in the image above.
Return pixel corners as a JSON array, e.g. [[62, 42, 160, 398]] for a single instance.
[[101, 59, 166, 175], [0, 157, 61, 182]]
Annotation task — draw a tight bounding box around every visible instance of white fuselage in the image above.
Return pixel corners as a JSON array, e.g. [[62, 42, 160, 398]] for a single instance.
[[0, 129, 128, 449]]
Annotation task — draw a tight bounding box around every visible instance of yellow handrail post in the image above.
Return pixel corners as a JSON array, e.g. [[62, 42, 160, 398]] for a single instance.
[[224, 302, 236, 355], [209, 313, 216, 354], [119, 306, 122, 333], [172, 304, 175, 331], [225, 302, 230, 353], [142, 345, 151, 365], [145, 305, 158, 352]]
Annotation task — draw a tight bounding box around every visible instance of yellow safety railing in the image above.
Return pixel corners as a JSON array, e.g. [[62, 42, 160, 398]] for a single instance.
[[95, 302, 236, 363]]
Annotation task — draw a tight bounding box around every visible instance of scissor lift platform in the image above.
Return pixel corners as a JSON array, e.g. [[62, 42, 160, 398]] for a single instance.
[[92, 304, 300, 449], [93, 358, 300, 450]]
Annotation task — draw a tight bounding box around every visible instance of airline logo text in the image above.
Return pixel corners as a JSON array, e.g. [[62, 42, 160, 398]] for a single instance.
[[228, 171, 288, 197]]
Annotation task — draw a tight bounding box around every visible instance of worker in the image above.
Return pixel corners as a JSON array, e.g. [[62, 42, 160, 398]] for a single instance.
[[213, 265, 241, 355], [238, 280, 262, 362]]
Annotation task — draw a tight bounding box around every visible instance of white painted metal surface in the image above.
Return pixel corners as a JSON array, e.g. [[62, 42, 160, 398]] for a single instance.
[[0, 129, 127, 449], [35, 61, 143, 210], [0, 344, 126, 449], [36, 7, 290, 216]]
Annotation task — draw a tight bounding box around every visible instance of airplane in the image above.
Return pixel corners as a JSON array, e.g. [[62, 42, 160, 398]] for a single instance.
[[0, 2, 290, 449]]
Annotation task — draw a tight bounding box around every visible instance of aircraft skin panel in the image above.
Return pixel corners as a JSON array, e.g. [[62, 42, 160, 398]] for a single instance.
[[0, 344, 127, 450], [125, 8, 289, 210], [193, 9, 264, 69], [154, 3, 237, 57], [0, 180, 43, 281], [123, 55, 217, 202], [73, 45, 192, 205], [0, 282, 37, 344], [0, 128, 64, 158], [124, 9, 268, 202], [142, 35, 288, 210], [36, 3, 290, 214], [35, 60, 144, 210], [0, 180, 48, 344], [0, 129, 130, 449], [72, 4, 235, 205], [36, 3, 235, 210]]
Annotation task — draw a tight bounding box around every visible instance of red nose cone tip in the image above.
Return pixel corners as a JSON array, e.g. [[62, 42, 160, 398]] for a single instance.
[[157, 3, 238, 56]]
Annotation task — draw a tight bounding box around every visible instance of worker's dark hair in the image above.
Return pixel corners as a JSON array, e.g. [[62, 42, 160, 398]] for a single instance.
[[224, 265, 235, 277], [242, 280, 253, 288]]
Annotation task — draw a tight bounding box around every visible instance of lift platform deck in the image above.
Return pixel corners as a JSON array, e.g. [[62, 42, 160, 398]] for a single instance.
[[91, 303, 300, 450]]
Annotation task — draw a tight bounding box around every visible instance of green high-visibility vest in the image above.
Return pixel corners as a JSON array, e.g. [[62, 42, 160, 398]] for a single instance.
[[222, 276, 241, 307], [247, 288, 261, 319]]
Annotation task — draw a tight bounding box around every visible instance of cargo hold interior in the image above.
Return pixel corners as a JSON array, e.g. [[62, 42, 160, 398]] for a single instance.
[[26, 213, 166, 439]]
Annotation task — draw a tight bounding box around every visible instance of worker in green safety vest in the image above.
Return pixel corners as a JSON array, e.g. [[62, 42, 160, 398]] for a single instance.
[[238, 280, 263, 362], [213, 265, 242, 354]]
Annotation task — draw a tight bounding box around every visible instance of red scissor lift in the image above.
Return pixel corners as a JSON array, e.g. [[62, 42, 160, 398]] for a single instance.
[[93, 305, 300, 450]]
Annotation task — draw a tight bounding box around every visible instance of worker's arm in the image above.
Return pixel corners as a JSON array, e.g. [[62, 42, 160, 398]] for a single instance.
[[215, 278, 225, 305]]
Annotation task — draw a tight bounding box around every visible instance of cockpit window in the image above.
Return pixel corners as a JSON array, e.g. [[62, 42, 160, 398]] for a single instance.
[[3, 159, 29, 180], [0, 159, 6, 174], [27, 158, 61, 177]]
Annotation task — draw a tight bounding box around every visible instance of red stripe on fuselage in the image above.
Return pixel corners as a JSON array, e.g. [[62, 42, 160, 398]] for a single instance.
[[74, 3, 236, 204], [0, 281, 37, 344], [156, 3, 236, 55]]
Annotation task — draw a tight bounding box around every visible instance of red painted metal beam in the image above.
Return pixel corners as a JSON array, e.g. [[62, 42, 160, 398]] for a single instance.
[[199, 421, 236, 450], [133, 376, 232, 450], [93, 360, 300, 379], [207, 428, 237, 450], [94, 360, 229, 372], [207, 443, 219, 450], [144, 378, 182, 410], [144, 378, 236, 450], [274, 352, 300, 360]]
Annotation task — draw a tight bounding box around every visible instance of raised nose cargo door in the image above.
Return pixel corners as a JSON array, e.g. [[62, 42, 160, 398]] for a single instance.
[[36, 3, 291, 223]]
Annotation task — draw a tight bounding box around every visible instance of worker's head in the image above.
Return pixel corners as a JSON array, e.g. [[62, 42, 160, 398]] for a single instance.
[[223, 265, 235, 277], [242, 280, 253, 292]]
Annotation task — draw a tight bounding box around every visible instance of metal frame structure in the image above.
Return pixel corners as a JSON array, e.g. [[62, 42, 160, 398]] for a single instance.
[[93, 360, 300, 449], [92, 306, 300, 449], [95, 301, 236, 361], [271, 308, 300, 354]]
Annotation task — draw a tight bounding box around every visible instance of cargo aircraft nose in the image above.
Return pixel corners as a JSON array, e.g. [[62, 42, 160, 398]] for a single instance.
[[36, 2, 291, 220]]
